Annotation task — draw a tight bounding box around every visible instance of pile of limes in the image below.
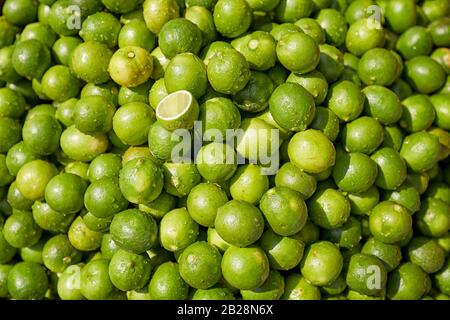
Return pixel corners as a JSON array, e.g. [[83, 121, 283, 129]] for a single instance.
[[0, 0, 450, 300]]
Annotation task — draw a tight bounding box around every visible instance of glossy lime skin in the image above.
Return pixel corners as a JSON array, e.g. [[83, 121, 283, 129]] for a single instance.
[[361, 237, 402, 272], [73, 96, 115, 135], [260, 187, 308, 236], [87, 154, 122, 182], [276, 32, 320, 74], [0, 264, 13, 298], [233, 71, 275, 113], [113, 102, 155, 146], [60, 126, 109, 162], [192, 286, 235, 300], [434, 257, 450, 296], [371, 148, 407, 190], [333, 152, 378, 193], [0, 17, 19, 48], [119, 19, 155, 52], [80, 259, 115, 300], [143, 0, 180, 34], [41, 65, 81, 102], [42, 234, 82, 273], [362, 85, 403, 125], [84, 177, 128, 219], [109, 46, 154, 88], [428, 17, 450, 47], [3, 0, 38, 26], [148, 262, 189, 300], [160, 208, 199, 252], [229, 164, 269, 205], [0, 118, 20, 154], [119, 158, 163, 204], [165, 53, 207, 99], [260, 229, 305, 271], [282, 273, 321, 300], [57, 264, 85, 300], [342, 116, 384, 154], [185, 6, 218, 47], [179, 241, 222, 289], [275, 162, 317, 200], [68, 216, 103, 252], [70, 41, 113, 84], [400, 131, 441, 173], [200, 97, 241, 137], [221, 246, 269, 290], [52, 36, 83, 66], [148, 122, 184, 162], [295, 18, 325, 44], [300, 241, 343, 286], [322, 216, 362, 249], [385, 183, 421, 214], [16, 160, 58, 201], [287, 70, 328, 105], [108, 249, 151, 291], [158, 18, 202, 59], [270, 83, 316, 132], [3, 210, 42, 249], [401, 95, 436, 133], [369, 201, 412, 244], [196, 143, 238, 183], [213, 0, 252, 38], [215, 200, 264, 247], [187, 183, 228, 227], [430, 94, 450, 130], [415, 198, 450, 238], [327, 80, 364, 122], [407, 237, 445, 274], [22, 114, 62, 157], [404, 56, 446, 94], [0, 88, 26, 119], [346, 253, 387, 296], [7, 182, 34, 211], [317, 43, 344, 82], [316, 8, 347, 46], [346, 18, 385, 57], [0, 231, 16, 264], [7, 262, 48, 300], [118, 80, 152, 106], [240, 269, 285, 300], [387, 262, 429, 300], [358, 48, 400, 86], [110, 209, 158, 254], [45, 173, 87, 215], [385, 0, 417, 34], [12, 39, 51, 79], [396, 26, 433, 60], [308, 187, 350, 230], [162, 162, 201, 197], [231, 31, 277, 71], [79, 12, 121, 48], [207, 48, 251, 95], [32, 201, 75, 234], [0, 46, 21, 83]]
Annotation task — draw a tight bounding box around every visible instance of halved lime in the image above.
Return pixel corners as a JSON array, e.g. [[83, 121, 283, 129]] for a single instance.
[[156, 90, 199, 131]]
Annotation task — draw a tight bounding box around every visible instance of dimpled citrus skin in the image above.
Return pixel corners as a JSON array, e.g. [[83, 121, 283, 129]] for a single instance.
[[2, 0, 450, 302]]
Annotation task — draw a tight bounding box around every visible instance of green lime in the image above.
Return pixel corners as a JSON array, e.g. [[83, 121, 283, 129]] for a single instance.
[[221, 246, 269, 290], [346, 18, 385, 57], [260, 187, 308, 236], [382, 125, 404, 151], [0, 230, 16, 264], [79, 12, 121, 48], [68, 216, 103, 252], [113, 102, 155, 145], [288, 129, 335, 174], [231, 31, 277, 71], [162, 162, 202, 197], [57, 264, 85, 300], [415, 198, 450, 238], [165, 53, 207, 99], [108, 249, 151, 291], [7, 182, 34, 211], [32, 201, 75, 234], [295, 18, 326, 44], [400, 131, 441, 173], [215, 200, 264, 247], [282, 273, 321, 300], [430, 94, 450, 130], [371, 148, 407, 190], [192, 286, 235, 300], [316, 8, 347, 46], [286, 70, 328, 105], [143, 0, 180, 34], [80, 259, 115, 300], [185, 5, 217, 47], [70, 41, 113, 84], [361, 237, 402, 272], [322, 216, 362, 249], [270, 23, 301, 41], [207, 48, 251, 94], [333, 152, 378, 193], [369, 201, 412, 244], [260, 228, 305, 271], [45, 173, 87, 215], [12, 39, 51, 79], [110, 209, 158, 254], [384, 183, 421, 214], [407, 237, 445, 274], [148, 262, 189, 300], [385, 0, 417, 34], [308, 187, 350, 229], [274, 162, 317, 200], [400, 95, 436, 133], [52, 36, 83, 66], [362, 85, 403, 125], [61, 126, 109, 162], [213, 0, 252, 38], [327, 80, 364, 122], [404, 56, 446, 94], [317, 44, 344, 82], [178, 241, 222, 289], [84, 177, 128, 219], [300, 241, 343, 286], [309, 107, 340, 142], [196, 142, 237, 183], [0, 46, 21, 83], [0, 88, 26, 119], [187, 183, 228, 227], [8, 262, 48, 300], [109, 46, 154, 88], [87, 153, 122, 182], [342, 116, 384, 154], [73, 96, 115, 135], [199, 97, 241, 138], [358, 48, 400, 86], [387, 262, 429, 300], [346, 253, 387, 296], [233, 71, 275, 113], [240, 269, 284, 300], [434, 257, 450, 295], [160, 208, 199, 252], [16, 160, 58, 201], [229, 164, 269, 205], [276, 32, 320, 74], [42, 234, 82, 273]]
